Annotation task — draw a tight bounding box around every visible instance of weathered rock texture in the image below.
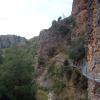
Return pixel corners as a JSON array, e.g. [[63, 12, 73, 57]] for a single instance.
[[71, 0, 88, 40], [37, 17, 73, 89], [72, 0, 100, 99], [37, 1, 88, 99], [38, 18, 73, 62], [0, 35, 26, 48], [86, 0, 100, 100], [37, 0, 100, 100]]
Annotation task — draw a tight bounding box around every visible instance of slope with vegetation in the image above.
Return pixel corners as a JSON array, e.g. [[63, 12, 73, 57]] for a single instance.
[[36, 15, 88, 100], [0, 37, 39, 100]]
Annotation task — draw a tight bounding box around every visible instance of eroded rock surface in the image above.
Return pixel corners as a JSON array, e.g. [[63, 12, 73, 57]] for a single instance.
[[36, 0, 100, 100]]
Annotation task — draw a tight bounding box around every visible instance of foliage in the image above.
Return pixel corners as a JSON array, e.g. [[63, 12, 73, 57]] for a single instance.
[[0, 50, 3, 64], [58, 24, 71, 37], [64, 66, 73, 81], [63, 60, 69, 66], [69, 36, 85, 61], [48, 65, 63, 79], [0, 47, 37, 100], [71, 68, 88, 90], [63, 16, 75, 25], [36, 89, 48, 100], [53, 80, 66, 94], [26, 36, 39, 56], [38, 57, 45, 65]]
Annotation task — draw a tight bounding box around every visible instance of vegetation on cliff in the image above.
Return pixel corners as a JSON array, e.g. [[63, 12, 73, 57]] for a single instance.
[[0, 14, 88, 100], [36, 15, 88, 100]]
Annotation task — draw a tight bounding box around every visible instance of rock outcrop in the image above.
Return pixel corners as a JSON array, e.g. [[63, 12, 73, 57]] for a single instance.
[[36, 2, 88, 99], [86, 0, 100, 100], [0, 35, 26, 48], [71, 0, 88, 40], [72, 0, 100, 100], [38, 17, 73, 62], [36, 0, 100, 100]]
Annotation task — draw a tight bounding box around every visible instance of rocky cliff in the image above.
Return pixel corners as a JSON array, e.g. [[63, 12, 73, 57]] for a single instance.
[[36, 0, 100, 100], [36, 1, 88, 100], [0, 35, 26, 48], [71, 0, 88, 40], [73, 0, 100, 99], [86, 0, 100, 100]]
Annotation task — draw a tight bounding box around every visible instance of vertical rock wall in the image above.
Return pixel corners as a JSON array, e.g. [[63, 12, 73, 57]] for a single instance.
[[87, 0, 100, 100], [37, 0, 100, 99], [72, 0, 100, 99], [71, 0, 88, 40]]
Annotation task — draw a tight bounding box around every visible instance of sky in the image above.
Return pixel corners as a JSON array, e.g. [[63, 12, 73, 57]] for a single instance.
[[0, 0, 73, 39]]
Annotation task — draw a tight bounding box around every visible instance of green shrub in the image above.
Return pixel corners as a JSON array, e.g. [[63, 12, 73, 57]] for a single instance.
[[48, 65, 64, 79], [0, 47, 37, 100], [63, 16, 75, 24], [71, 68, 87, 90], [69, 36, 85, 62], [38, 57, 45, 65], [53, 81, 66, 94], [0, 50, 3, 64]]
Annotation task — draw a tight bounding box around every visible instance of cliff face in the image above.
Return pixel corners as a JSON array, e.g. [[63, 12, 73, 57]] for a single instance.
[[72, 0, 100, 99], [71, 0, 88, 40], [38, 18, 72, 61], [36, 0, 100, 100], [36, 1, 88, 99], [86, 0, 100, 100], [0, 35, 26, 48], [38, 0, 88, 67]]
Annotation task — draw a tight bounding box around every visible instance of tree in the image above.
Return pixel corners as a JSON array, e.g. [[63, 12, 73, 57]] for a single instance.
[[0, 50, 3, 64], [0, 47, 37, 100]]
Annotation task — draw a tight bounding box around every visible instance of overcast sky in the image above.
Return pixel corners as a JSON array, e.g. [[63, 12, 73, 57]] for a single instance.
[[0, 0, 73, 39]]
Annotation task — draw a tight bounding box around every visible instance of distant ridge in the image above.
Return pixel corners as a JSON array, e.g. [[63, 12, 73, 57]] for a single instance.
[[0, 35, 27, 48]]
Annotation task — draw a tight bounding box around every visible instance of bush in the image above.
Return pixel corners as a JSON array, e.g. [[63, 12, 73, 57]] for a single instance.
[[0, 50, 3, 64], [0, 47, 37, 100], [58, 24, 71, 37], [71, 68, 87, 90], [69, 36, 85, 62], [63, 16, 75, 26], [38, 57, 45, 65], [48, 65, 63, 79], [47, 47, 56, 57], [53, 81, 66, 94]]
